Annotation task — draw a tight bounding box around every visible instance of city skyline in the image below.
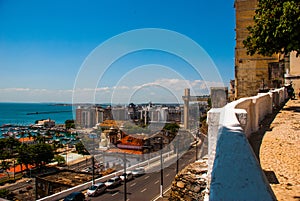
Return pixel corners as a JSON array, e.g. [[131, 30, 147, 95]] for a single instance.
[[0, 0, 235, 103]]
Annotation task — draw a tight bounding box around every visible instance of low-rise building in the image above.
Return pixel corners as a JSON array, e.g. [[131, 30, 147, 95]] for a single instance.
[[37, 119, 55, 128]]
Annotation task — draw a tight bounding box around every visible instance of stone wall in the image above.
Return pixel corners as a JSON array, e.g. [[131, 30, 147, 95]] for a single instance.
[[289, 51, 300, 92], [169, 157, 208, 201], [234, 0, 278, 98]]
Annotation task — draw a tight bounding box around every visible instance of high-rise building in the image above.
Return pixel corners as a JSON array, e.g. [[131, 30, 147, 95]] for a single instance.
[[149, 106, 168, 122], [111, 107, 129, 121], [75, 106, 96, 128]]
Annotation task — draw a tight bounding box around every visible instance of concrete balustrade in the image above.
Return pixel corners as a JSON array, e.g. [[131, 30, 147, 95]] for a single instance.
[[207, 87, 287, 201]]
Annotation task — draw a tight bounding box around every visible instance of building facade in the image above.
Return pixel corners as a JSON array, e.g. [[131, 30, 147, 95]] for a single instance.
[[75, 106, 96, 128], [234, 0, 279, 98], [288, 51, 300, 94]]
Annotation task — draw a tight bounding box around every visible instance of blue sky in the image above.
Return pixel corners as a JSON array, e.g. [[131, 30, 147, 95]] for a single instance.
[[0, 0, 235, 103]]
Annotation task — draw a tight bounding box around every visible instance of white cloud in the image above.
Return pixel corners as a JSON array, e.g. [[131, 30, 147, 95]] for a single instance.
[[95, 87, 110, 91], [0, 79, 225, 103], [0, 88, 30, 92], [0, 88, 73, 103]]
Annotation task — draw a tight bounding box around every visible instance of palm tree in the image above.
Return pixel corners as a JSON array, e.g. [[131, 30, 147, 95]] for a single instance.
[[19, 131, 25, 142], [36, 132, 41, 142], [17, 144, 32, 173]]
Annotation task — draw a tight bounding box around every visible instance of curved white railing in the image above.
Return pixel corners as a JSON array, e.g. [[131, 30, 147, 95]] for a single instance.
[[207, 87, 286, 201]]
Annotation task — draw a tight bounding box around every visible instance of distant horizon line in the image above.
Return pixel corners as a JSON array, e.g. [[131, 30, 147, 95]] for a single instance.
[[0, 101, 191, 105]]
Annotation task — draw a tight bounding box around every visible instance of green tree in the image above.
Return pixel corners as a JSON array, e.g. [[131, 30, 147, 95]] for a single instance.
[[17, 144, 33, 172], [0, 139, 9, 159], [0, 137, 20, 160], [53, 155, 66, 166], [31, 143, 54, 168], [0, 189, 10, 199], [0, 160, 11, 178], [65, 119, 75, 129], [75, 141, 88, 155], [243, 0, 300, 56], [19, 131, 26, 140], [163, 123, 180, 133], [35, 132, 46, 143]]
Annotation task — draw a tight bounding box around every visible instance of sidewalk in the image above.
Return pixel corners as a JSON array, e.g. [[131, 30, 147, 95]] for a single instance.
[[253, 99, 300, 201]]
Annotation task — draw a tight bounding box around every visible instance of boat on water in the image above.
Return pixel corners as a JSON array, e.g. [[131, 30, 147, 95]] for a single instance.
[[2, 131, 13, 137]]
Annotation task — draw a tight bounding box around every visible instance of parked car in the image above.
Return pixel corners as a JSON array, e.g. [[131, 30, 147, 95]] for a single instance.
[[120, 171, 134, 181], [104, 176, 122, 188], [81, 167, 92, 173], [86, 182, 106, 197], [132, 167, 145, 177], [63, 192, 85, 201]]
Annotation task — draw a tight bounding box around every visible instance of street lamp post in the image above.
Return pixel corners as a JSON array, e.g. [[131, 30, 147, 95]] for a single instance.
[[160, 137, 163, 198], [123, 152, 127, 201], [13, 159, 15, 182], [176, 136, 179, 174], [89, 132, 97, 185], [195, 129, 199, 161], [92, 155, 95, 185]]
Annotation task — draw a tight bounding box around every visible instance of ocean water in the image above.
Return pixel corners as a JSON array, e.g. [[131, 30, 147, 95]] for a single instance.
[[0, 103, 74, 126]]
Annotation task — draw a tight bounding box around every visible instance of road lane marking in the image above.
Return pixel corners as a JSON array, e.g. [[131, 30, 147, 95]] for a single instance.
[[144, 175, 150, 179], [141, 188, 147, 193], [155, 180, 159, 184], [166, 173, 170, 177], [130, 182, 136, 187], [151, 186, 172, 201], [112, 192, 119, 196]]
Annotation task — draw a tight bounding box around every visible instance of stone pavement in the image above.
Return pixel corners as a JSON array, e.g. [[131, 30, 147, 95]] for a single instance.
[[253, 99, 300, 201]]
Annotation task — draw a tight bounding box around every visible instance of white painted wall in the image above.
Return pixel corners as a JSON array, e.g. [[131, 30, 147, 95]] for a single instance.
[[207, 87, 287, 201]]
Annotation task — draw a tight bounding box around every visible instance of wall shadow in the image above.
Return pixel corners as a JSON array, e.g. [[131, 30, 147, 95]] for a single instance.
[[247, 101, 289, 186], [247, 101, 286, 163], [263, 170, 279, 184], [281, 106, 300, 113]]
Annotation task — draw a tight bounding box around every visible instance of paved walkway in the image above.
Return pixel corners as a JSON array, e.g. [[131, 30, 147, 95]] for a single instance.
[[251, 99, 300, 201]]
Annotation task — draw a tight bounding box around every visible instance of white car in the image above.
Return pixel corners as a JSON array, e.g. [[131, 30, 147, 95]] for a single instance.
[[81, 167, 92, 173], [132, 167, 145, 177], [86, 182, 106, 197], [105, 176, 122, 188], [120, 171, 134, 181]]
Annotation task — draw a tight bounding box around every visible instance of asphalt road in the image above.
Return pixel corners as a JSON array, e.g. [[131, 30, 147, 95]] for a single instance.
[[88, 147, 197, 201]]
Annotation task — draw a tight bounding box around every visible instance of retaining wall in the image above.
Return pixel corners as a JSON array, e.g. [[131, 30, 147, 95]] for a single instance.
[[207, 87, 287, 201]]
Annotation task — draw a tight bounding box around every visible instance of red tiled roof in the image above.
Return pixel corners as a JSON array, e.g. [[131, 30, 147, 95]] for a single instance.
[[8, 164, 35, 173], [18, 137, 34, 142], [106, 148, 143, 155]]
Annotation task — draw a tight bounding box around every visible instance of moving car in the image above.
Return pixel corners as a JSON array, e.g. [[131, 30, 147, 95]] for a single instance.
[[86, 182, 106, 197], [63, 192, 85, 201], [120, 171, 134, 181], [132, 167, 145, 177], [104, 176, 122, 188]]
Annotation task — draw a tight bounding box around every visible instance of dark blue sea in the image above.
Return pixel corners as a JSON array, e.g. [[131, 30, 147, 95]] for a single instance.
[[0, 102, 74, 126]]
